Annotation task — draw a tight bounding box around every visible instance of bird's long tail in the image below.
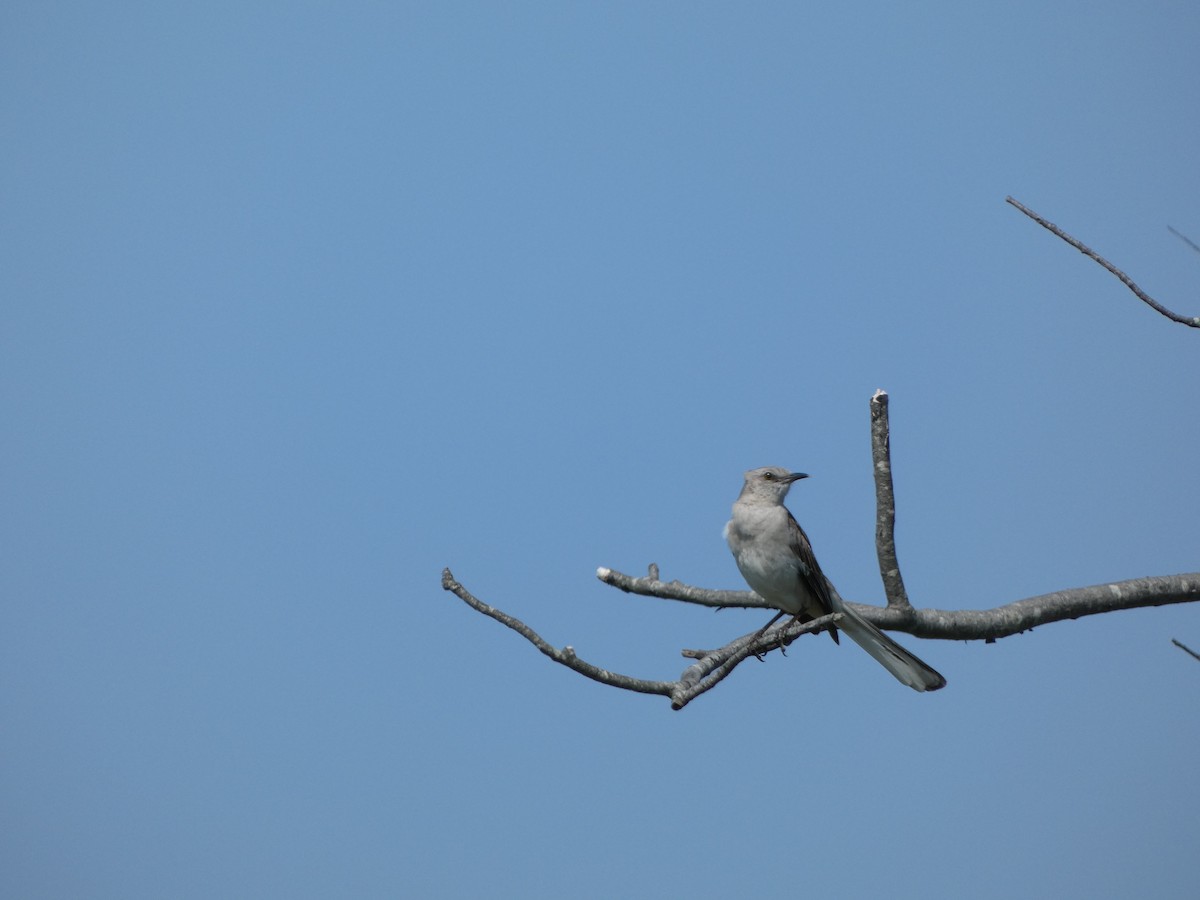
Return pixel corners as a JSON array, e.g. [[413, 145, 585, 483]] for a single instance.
[[836, 603, 947, 692]]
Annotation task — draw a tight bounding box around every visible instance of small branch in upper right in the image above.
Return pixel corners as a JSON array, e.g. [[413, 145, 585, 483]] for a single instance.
[[1006, 196, 1200, 328]]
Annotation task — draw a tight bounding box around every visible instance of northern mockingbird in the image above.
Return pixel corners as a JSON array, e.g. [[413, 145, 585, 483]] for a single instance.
[[725, 466, 946, 692]]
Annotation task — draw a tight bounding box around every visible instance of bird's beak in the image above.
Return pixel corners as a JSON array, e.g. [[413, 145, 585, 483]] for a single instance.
[[785, 472, 809, 483]]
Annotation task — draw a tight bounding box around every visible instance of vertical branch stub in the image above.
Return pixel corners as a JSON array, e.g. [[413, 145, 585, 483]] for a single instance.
[[870, 390, 913, 610]]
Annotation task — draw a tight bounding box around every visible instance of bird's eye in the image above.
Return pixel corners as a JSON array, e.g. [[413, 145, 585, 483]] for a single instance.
[[762, 472, 775, 481]]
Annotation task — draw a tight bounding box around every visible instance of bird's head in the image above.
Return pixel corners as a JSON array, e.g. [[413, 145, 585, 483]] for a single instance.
[[740, 466, 808, 502]]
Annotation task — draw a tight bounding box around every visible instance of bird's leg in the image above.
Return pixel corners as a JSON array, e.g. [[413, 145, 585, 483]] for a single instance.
[[748, 611, 786, 660], [774, 613, 809, 655]]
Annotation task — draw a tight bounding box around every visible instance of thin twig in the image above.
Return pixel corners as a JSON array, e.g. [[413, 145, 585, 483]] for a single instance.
[[870, 390, 912, 610], [1171, 638, 1200, 663], [1006, 196, 1200, 328], [1167, 226, 1200, 257]]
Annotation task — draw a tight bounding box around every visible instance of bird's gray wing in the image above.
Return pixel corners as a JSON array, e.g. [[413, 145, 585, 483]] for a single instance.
[[785, 510, 840, 643], [786, 510, 946, 691]]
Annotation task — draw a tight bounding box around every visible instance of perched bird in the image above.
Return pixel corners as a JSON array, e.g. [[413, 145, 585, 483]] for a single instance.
[[725, 466, 946, 692]]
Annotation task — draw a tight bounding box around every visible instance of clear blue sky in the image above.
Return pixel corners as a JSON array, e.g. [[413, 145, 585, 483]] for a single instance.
[[3, 3, 1197, 897]]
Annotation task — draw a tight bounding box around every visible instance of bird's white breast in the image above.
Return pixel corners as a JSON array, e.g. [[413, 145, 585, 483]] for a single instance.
[[725, 503, 804, 614]]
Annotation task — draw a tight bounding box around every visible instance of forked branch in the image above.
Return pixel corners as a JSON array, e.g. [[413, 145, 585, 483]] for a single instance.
[[441, 566, 838, 710], [442, 386, 1200, 709]]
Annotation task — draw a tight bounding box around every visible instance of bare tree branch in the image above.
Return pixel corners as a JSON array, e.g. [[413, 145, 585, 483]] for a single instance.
[[1167, 226, 1200, 257], [445, 561, 1200, 710], [442, 565, 839, 710], [596, 564, 767, 609], [1171, 638, 1200, 663], [1006, 196, 1200, 328], [443, 380, 1199, 709], [441, 567, 676, 698], [870, 389, 911, 610], [670, 614, 840, 709], [595, 568, 1200, 641]]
